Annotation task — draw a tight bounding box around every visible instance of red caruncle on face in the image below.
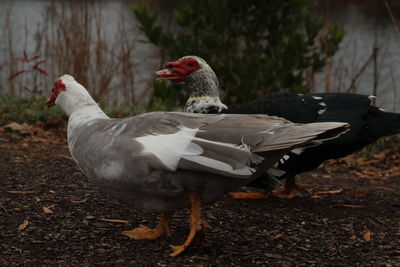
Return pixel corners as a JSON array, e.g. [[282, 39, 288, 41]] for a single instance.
[[45, 79, 66, 106]]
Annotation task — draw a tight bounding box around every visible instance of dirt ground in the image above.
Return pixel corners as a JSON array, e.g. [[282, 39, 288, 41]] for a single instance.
[[1, 135, 400, 266]]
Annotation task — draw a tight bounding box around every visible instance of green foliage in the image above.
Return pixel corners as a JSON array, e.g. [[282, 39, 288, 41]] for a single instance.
[[0, 96, 66, 126], [0, 95, 161, 129], [133, 0, 345, 106]]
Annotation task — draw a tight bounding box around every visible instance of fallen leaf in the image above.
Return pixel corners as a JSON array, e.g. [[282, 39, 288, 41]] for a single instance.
[[310, 195, 323, 199], [70, 198, 88, 204], [272, 233, 283, 240], [18, 218, 29, 230], [43, 205, 54, 214], [314, 188, 343, 195], [363, 231, 372, 241], [373, 149, 391, 160], [376, 186, 395, 192], [4, 122, 33, 134], [98, 218, 130, 224], [335, 204, 365, 209], [7, 190, 36, 194], [346, 192, 367, 197]]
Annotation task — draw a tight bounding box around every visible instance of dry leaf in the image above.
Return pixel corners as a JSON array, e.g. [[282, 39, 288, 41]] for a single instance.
[[336, 204, 365, 209], [363, 231, 372, 241], [314, 188, 343, 195], [70, 198, 88, 204], [43, 205, 54, 214], [310, 195, 323, 199], [346, 192, 367, 197], [373, 149, 391, 160], [98, 218, 130, 224], [272, 233, 283, 240], [376, 186, 395, 192], [7, 190, 36, 194], [4, 122, 33, 134], [18, 218, 29, 230]]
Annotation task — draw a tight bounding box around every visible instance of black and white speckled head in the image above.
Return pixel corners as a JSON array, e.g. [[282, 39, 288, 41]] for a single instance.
[[156, 56, 227, 114]]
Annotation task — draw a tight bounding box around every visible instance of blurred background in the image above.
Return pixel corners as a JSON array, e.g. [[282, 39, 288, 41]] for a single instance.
[[0, 0, 399, 115]]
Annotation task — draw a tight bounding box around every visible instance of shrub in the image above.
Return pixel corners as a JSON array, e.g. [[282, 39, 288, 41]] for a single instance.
[[133, 0, 345, 107]]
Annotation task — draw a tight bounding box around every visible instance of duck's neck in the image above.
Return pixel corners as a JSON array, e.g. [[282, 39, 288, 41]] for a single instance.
[[184, 96, 227, 114], [68, 104, 109, 132], [182, 68, 228, 114]]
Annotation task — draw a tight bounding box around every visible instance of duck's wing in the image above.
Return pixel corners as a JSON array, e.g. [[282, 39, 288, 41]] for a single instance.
[[110, 112, 348, 179]]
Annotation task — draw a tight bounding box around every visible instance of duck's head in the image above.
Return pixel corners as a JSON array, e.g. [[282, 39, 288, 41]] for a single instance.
[[156, 56, 227, 113], [156, 56, 221, 97], [45, 74, 96, 115]]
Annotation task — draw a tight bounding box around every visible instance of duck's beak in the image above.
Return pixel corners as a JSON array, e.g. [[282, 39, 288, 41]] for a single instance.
[[155, 68, 182, 81]]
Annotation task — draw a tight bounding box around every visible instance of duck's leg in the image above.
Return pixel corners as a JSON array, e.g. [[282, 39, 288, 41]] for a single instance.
[[122, 212, 173, 240], [272, 174, 309, 199], [169, 194, 210, 257]]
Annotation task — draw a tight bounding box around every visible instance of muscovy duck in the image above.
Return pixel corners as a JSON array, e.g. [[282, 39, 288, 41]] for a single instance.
[[45, 74, 348, 256], [156, 55, 400, 198]]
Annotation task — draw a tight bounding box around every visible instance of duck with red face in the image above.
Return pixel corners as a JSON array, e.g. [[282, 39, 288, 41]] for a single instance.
[[157, 55, 400, 199]]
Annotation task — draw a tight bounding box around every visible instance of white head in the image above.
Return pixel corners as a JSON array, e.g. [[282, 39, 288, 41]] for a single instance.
[[45, 74, 97, 115]]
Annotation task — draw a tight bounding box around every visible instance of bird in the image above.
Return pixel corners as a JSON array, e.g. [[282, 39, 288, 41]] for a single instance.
[[155, 55, 400, 198], [45, 74, 348, 256]]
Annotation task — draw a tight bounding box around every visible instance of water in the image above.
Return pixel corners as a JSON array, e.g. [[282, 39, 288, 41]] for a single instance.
[[1, 0, 400, 111]]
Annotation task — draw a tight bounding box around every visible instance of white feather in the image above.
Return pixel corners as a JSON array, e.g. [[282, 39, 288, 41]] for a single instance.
[[291, 148, 306, 155], [318, 103, 327, 115], [182, 155, 255, 176], [135, 126, 258, 176], [312, 96, 323, 100], [135, 126, 199, 171]]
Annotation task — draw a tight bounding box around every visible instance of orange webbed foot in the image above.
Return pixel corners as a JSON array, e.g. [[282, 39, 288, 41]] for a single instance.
[[228, 191, 269, 199], [122, 212, 173, 240]]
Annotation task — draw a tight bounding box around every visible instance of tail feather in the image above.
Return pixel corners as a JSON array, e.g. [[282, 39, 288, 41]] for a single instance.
[[368, 107, 400, 138]]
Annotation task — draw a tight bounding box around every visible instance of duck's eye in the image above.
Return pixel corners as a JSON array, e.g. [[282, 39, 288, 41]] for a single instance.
[[187, 62, 194, 67]]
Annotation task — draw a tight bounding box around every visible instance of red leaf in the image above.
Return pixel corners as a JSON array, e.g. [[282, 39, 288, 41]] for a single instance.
[[9, 70, 27, 80], [33, 66, 48, 76], [29, 55, 40, 61], [33, 60, 45, 68]]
